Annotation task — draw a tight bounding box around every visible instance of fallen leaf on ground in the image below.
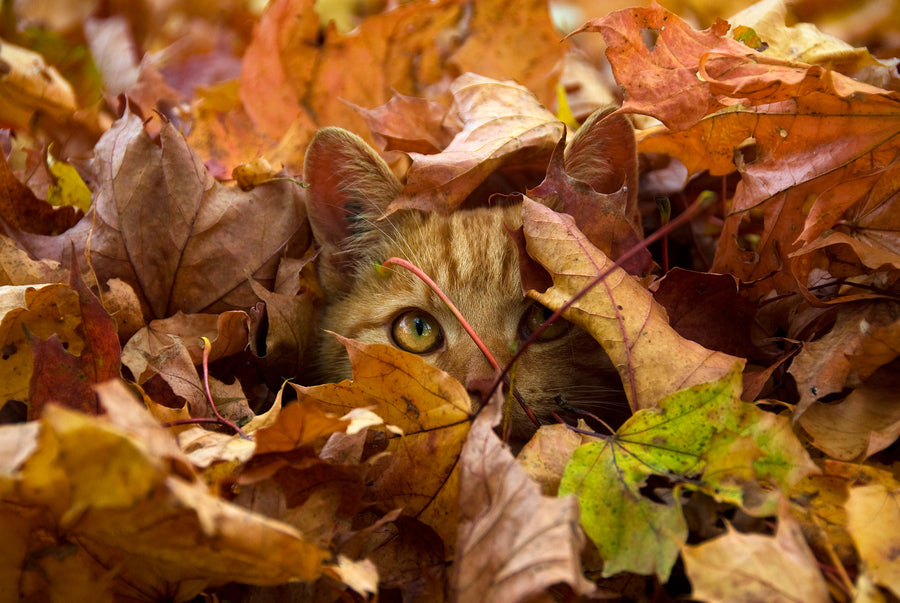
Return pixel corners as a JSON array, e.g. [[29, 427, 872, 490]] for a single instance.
[[682, 501, 830, 603], [453, 396, 594, 602], [521, 197, 742, 410], [293, 334, 472, 553], [560, 364, 817, 580]]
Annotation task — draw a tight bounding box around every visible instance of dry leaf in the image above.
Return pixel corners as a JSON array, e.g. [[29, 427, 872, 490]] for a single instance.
[[294, 335, 472, 552], [391, 73, 564, 214], [521, 198, 742, 411], [683, 502, 830, 603], [453, 399, 594, 602]]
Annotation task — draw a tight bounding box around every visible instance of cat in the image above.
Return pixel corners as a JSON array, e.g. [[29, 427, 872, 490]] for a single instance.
[[302, 109, 634, 441]]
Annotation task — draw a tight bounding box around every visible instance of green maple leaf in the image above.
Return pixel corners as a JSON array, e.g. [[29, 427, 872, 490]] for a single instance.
[[559, 363, 818, 581]]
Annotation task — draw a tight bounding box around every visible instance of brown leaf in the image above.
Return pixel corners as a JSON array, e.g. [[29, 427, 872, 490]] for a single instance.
[[0, 284, 83, 410], [0, 152, 81, 236], [0, 234, 67, 286], [2, 382, 329, 599], [294, 335, 472, 551], [528, 117, 649, 274], [521, 198, 742, 410], [683, 501, 830, 603], [18, 110, 310, 319], [391, 73, 563, 214], [358, 92, 454, 155], [799, 366, 900, 460], [789, 300, 900, 417], [453, 402, 594, 602], [29, 334, 99, 418], [651, 268, 765, 362], [248, 252, 321, 385], [121, 310, 251, 420]]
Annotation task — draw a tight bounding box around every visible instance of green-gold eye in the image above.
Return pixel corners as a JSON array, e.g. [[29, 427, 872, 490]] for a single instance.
[[391, 309, 444, 354], [519, 303, 570, 341]]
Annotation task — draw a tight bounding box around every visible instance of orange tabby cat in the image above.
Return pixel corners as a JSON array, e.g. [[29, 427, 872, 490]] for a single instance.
[[303, 110, 634, 440]]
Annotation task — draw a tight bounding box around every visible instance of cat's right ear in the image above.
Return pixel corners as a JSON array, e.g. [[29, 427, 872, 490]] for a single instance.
[[303, 127, 402, 289]]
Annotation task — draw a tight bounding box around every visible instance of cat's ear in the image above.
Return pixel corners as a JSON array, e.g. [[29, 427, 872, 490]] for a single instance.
[[564, 106, 638, 209], [303, 127, 402, 289], [304, 127, 402, 246]]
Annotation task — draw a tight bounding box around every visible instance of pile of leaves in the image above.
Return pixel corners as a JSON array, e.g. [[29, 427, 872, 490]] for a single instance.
[[1, 0, 899, 601]]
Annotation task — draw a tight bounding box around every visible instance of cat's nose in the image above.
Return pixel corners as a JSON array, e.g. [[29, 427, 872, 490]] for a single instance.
[[466, 376, 501, 404]]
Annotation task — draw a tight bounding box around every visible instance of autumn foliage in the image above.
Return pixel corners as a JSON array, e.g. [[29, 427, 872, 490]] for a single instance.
[[1, 0, 899, 601]]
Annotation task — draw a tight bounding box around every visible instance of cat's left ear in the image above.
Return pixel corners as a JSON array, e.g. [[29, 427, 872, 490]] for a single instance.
[[564, 106, 638, 211], [303, 127, 402, 248], [303, 127, 402, 290]]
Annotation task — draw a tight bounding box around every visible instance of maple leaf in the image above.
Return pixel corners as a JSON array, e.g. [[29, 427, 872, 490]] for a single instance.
[[11, 109, 310, 320], [293, 334, 472, 551], [846, 481, 900, 597], [121, 310, 252, 419], [0, 381, 329, 600], [560, 364, 818, 580], [0, 152, 82, 236], [790, 299, 900, 420], [682, 501, 830, 603], [527, 109, 649, 274], [390, 73, 565, 214], [589, 2, 900, 301], [190, 0, 569, 176]]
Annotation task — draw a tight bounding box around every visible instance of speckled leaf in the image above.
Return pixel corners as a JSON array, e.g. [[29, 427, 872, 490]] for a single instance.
[[560, 364, 818, 579]]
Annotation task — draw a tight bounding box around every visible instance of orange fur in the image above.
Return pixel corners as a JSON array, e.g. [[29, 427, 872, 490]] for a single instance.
[[303, 122, 630, 440]]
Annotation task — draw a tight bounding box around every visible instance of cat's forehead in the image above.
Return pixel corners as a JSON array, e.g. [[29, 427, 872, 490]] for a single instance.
[[382, 206, 523, 294]]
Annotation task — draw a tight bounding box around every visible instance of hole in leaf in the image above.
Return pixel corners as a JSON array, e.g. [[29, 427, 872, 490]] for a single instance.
[[638, 474, 676, 503], [734, 138, 759, 170], [642, 27, 659, 52]]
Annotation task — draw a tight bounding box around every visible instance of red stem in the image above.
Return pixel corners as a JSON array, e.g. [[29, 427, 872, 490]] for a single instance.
[[201, 337, 249, 439]]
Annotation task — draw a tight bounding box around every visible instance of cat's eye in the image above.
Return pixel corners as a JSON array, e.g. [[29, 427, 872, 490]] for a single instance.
[[519, 303, 570, 341], [391, 309, 444, 354]]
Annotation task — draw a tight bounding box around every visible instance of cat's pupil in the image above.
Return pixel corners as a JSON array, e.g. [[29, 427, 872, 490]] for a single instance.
[[415, 317, 426, 337]]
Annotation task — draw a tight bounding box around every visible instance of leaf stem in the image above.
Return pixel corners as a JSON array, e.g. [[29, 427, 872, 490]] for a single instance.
[[200, 336, 249, 439]]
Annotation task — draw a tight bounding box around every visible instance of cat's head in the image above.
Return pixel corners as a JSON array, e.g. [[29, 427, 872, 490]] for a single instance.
[[302, 110, 634, 439]]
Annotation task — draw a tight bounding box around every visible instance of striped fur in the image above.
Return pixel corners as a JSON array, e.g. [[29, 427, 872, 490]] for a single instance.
[[305, 127, 629, 441]]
